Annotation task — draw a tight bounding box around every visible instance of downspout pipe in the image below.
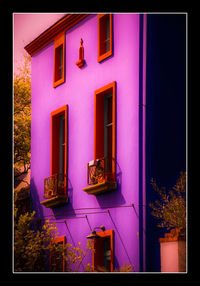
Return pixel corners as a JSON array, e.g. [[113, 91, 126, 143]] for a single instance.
[[139, 13, 147, 272]]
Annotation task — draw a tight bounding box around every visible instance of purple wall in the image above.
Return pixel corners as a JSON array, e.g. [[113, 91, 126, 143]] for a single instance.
[[30, 14, 142, 271]]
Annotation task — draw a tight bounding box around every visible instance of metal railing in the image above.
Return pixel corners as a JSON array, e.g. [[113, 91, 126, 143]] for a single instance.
[[44, 173, 66, 199], [87, 157, 115, 185]]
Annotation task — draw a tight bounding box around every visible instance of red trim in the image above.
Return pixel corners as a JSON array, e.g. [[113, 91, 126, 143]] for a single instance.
[[92, 230, 114, 272], [76, 39, 85, 68], [53, 32, 65, 88], [94, 81, 116, 179], [97, 14, 113, 63], [51, 105, 68, 195], [50, 236, 66, 272], [24, 14, 89, 56]]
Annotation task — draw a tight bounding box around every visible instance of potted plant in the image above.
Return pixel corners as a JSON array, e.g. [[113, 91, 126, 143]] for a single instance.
[[149, 171, 186, 272]]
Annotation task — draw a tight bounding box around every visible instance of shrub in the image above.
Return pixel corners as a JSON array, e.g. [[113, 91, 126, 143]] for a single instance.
[[149, 171, 186, 237]]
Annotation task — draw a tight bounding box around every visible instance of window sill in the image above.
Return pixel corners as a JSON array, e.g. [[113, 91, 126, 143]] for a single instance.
[[53, 77, 65, 88], [98, 50, 112, 63], [40, 195, 68, 208], [83, 181, 117, 195]]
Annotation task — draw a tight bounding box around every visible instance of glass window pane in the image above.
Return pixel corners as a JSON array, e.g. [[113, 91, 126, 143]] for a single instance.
[[55, 44, 63, 81], [104, 237, 111, 271], [100, 15, 110, 55], [59, 115, 65, 176], [104, 94, 113, 173]]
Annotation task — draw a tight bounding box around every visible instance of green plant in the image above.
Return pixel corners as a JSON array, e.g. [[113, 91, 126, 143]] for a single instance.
[[149, 171, 186, 237], [14, 202, 93, 272], [114, 262, 134, 272], [63, 241, 93, 272], [92, 262, 134, 272], [14, 207, 59, 272]]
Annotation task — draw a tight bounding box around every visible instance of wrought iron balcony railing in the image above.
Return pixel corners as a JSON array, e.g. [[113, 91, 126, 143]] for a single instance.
[[44, 173, 66, 199], [87, 157, 115, 185], [87, 158, 105, 185]]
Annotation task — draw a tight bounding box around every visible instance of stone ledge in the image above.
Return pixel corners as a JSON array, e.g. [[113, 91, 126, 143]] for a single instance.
[[40, 195, 68, 208], [83, 181, 117, 195]]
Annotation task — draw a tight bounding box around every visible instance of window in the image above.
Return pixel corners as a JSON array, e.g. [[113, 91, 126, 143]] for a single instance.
[[83, 82, 116, 195], [50, 236, 66, 272], [104, 93, 113, 173], [92, 230, 114, 272], [51, 105, 68, 192], [41, 105, 68, 208], [98, 14, 113, 63], [53, 32, 65, 87], [83, 81, 117, 195], [94, 81, 116, 181]]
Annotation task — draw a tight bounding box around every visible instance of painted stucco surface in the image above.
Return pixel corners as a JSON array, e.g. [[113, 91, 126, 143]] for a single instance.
[[30, 14, 141, 271], [160, 242, 179, 272]]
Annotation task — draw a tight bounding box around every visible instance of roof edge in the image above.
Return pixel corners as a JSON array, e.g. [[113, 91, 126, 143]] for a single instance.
[[24, 14, 89, 56]]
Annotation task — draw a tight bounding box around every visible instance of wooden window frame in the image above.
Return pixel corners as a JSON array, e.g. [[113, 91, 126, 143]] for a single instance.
[[51, 105, 68, 196], [92, 230, 114, 272], [97, 14, 113, 63], [50, 236, 66, 272], [94, 81, 116, 180], [53, 32, 65, 88]]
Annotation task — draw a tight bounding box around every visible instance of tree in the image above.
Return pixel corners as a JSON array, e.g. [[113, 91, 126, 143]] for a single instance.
[[14, 204, 56, 271], [149, 171, 186, 237], [14, 196, 93, 272], [14, 54, 31, 174]]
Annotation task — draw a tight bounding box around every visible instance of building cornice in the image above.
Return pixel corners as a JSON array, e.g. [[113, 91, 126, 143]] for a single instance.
[[24, 14, 89, 56]]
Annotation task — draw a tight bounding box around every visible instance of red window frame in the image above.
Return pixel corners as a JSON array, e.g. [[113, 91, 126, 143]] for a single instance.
[[92, 230, 114, 272], [50, 236, 66, 272], [97, 14, 113, 63], [53, 32, 65, 88], [51, 105, 68, 196], [94, 81, 116, 181]]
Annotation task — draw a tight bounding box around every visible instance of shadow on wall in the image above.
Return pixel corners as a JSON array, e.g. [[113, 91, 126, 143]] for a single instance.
[[30, 177, 44, 219], [108, 210, 133, 267], [95, 160, 126, 208], [67, 177, 74, 206], [30, 176, 76, 220], [51, 177, 76, 219]]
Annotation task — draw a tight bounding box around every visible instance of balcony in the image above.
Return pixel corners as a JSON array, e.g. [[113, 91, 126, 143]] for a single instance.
[[40, 174, 68, 208], [83, 157, 117, 195]]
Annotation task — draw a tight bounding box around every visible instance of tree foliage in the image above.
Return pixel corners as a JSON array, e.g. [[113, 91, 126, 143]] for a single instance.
[[14, 197, 93, 272], [14, 54, 31, 173], [14, 207, 57, 271], [62, 241, 93, 272], [149, 171, 186, 237]]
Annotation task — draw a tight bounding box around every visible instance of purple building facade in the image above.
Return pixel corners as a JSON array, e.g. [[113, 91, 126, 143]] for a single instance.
[[25, 13, 186, 272]]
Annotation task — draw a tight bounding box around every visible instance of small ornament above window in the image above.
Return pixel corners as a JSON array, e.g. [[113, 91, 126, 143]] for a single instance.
[[76, 38, 85, 68]]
